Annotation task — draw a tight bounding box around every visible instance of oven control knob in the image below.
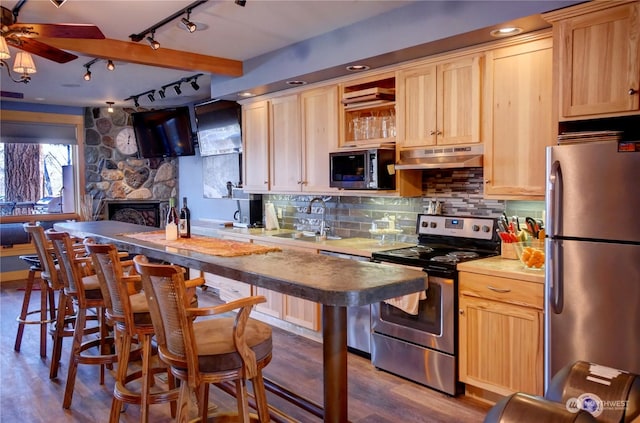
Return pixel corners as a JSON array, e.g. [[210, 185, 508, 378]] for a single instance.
[[472, 224, 480, 232], [430, 222, 437, 228], [482, 225, 490, 233]]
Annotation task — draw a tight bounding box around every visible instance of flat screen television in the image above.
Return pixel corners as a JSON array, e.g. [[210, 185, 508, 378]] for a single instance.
[[131, 106, 196, 158], [194, 100, 242, 156]]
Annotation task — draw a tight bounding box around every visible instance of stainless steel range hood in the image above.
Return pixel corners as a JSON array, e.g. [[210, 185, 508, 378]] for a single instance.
[[395, 145, 483, 170]]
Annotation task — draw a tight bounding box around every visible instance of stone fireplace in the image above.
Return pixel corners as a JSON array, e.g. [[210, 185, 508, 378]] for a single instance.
[[106, 200, 166, 227]]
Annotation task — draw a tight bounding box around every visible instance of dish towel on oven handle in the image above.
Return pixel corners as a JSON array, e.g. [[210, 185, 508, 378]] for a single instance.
[[383, 279, 428, 315]]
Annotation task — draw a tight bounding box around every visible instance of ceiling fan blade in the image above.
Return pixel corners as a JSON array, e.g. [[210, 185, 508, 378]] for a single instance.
[[10, 23, 105, 39], [11, 38, 78, 63]]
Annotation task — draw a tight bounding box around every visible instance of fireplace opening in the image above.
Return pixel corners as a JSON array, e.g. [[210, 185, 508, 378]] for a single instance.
[[106, 201, 164, 227]]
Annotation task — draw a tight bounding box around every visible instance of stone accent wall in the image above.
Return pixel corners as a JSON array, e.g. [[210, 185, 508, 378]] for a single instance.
[[83, 107, 178, 219]]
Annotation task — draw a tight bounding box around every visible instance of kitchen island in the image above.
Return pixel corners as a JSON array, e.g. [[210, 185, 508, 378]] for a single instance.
[[54, 220, 427, 423]]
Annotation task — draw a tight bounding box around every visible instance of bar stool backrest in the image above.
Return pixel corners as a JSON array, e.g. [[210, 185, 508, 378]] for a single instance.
[[23, 222, 62, 290]]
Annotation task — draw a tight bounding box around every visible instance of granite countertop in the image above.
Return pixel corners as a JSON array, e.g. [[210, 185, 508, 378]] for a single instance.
[[457, 256, 545, 284], [53, 220, 427, 307], [191, 220, 414, 257]]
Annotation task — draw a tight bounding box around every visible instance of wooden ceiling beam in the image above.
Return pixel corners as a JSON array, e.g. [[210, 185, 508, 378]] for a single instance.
[[37, 37, 243, 77]]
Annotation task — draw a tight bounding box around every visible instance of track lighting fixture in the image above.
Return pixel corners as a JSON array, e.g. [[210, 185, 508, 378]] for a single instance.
[[235, 0, 247, 6], [130, 1, 206, 42], [124, 89, 156, 107], [125, 74, 203, 106], [106, 60, 115, 71], [106, 102, 114, 113], [146, 31, 160, 50], [181, 9, 197, 33], [82, 58, 98, 81]]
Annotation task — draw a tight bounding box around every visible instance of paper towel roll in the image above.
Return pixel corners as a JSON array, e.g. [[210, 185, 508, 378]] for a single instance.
[[264, 202, 279, 230]]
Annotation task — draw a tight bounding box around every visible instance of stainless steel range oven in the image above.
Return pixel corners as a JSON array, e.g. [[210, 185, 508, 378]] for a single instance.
[[371, 214, 499, 395]]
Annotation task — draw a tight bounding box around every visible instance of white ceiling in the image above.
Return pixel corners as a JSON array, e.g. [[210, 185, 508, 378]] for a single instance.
[[0, 0, 412, 108], [0, 0, 580, 110]]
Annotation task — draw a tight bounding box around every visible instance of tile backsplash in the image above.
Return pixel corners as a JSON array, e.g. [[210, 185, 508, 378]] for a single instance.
[[263, 167, 543, 241]]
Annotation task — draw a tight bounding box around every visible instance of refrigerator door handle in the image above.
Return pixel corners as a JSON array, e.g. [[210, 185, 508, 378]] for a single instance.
[[548, 160, 563, 237], [548, 239, 563, 313], [548, 160, 564, 314]]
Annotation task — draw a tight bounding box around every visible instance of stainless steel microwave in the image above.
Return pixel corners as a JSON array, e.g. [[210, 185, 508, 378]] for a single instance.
[[329, 148, 396, 190]]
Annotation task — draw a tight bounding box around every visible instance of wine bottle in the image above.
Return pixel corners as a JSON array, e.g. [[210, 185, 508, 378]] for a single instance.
[[165, 197, 179, 241], [179, 197, 191, 238]]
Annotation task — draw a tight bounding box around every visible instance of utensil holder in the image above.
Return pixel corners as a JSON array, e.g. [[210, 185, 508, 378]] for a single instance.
[[501, 242, 518, 260]]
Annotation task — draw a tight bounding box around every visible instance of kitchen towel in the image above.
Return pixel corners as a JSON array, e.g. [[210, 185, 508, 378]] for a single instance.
[[383, 278, 428, 315], [264, 202, 280, 231]]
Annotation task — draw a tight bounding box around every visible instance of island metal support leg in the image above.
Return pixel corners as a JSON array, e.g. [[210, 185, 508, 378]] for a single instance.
[[322, 304, 348, 423]]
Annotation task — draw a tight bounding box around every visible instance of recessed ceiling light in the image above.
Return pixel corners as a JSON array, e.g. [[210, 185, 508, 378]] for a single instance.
[[490, 27, 523, 37], [238, 92, 254, 98], [286, 80, 307, 86], [34, 97, 45, 101], [346, 65, 370, 72]]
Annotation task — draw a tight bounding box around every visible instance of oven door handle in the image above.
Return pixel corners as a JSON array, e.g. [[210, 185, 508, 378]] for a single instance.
[[487, 286, 511, 293]]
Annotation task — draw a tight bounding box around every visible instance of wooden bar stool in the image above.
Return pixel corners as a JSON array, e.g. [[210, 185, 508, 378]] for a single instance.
[[46, 229, 118, 409], [86, 242, 179, 422], [21, 223, 73, 368], [133, 255, 273, 423]]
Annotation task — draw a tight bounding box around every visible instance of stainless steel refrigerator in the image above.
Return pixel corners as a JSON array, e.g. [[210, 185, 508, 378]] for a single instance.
[[545, 140, 640, 390]]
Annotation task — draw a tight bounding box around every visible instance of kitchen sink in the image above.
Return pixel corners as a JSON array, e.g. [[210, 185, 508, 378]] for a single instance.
[[270, 232, 342, 242]]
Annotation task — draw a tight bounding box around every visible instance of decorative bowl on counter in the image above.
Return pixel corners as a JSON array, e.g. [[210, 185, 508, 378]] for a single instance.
[[513, 240, 545, 270]]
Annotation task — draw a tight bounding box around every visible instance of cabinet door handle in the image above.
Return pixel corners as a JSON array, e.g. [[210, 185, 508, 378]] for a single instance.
[[436, 130, 442, 136], [459, 309, 464, 315], [429, 130, 436, 136], [630, 88, 638, 95], [264, 180, 268, 184], [487, 286, 511, 293], [485, 179, 491, 184]]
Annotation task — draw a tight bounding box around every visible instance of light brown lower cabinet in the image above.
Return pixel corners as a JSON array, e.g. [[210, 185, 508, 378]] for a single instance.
[[252, 240, 321, 331], [458, 271, 544, 397]]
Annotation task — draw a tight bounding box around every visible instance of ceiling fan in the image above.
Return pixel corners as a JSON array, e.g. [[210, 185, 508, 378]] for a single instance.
[[1, 0, 105, 64]]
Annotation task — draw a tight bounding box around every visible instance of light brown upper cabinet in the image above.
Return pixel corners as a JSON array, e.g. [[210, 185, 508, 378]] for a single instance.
[[396, 54, 482, 148], [544, 0, 640, 119], [269, 87, 339, 194], [269, 94, 302, 192], [242, 100, 270, 192], [483, 34, 553, 200]]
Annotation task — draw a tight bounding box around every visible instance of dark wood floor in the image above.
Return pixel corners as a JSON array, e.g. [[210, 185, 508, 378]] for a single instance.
[[0, 279, 491, 422]]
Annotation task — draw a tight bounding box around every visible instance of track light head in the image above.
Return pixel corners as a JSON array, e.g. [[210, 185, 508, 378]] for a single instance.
[[106, 102, 114, 113], [181, 15, 197, 33], [147, 92, 155, 102], [190, 79, 200, 91], [173, 84, 182, 95], [83, 68, 91, 81], [146, 32, 160, 50], [158, 88, 166, 99], [133, 97, 140, 108], [106, 60, 115, 71]]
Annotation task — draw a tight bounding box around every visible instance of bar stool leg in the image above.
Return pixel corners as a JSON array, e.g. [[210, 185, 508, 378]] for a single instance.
[[14, 269, 36, 353], [14, 268, 54, 358]]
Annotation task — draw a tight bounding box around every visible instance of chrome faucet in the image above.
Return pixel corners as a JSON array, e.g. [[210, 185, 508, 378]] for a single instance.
[[306, 197, 329, 237]]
